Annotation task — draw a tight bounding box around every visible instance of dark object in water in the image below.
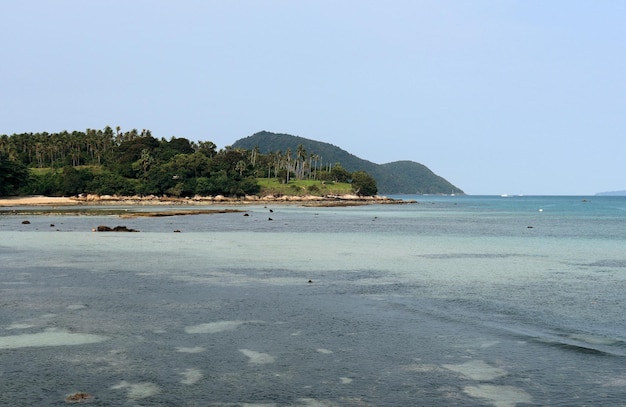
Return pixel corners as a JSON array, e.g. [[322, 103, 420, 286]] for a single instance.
[[94, 225, 139, 232], [21, 220, 30, 224]]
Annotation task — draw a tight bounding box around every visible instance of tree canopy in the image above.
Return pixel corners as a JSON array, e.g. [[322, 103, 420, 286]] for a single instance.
[[0, 127, 380, 198], [351, 171, 378, 196], [0, 153, 29, 196]]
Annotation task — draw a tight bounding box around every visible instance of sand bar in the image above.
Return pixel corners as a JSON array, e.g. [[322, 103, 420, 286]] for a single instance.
[[0, 196, 78, 207]]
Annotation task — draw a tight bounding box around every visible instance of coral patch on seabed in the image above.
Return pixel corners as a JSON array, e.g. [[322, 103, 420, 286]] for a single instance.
[[65, 392, 92, 403], [442, 359, 507, 381], [239, 349, 275, 364], [179, 368, 203, 385], [464, 384, 532, 407], [0, 329, 108, 349], [175, 346, 206, 353], [110, 381, 160, 400], [184, 320, 261, 334]]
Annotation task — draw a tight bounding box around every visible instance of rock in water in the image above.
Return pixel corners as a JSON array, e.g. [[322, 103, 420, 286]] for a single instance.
[[95, 225, 139, 232]]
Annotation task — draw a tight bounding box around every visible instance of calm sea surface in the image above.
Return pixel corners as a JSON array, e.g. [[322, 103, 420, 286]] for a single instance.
[[1, 195, 626, 406]]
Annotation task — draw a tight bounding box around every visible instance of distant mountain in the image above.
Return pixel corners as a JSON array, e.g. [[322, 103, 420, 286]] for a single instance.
[[232, 131, 464, 195], [596, 190, 626, 196]]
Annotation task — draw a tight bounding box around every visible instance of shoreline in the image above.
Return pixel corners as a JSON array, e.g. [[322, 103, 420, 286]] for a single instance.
[[0, 194, 414, 208]]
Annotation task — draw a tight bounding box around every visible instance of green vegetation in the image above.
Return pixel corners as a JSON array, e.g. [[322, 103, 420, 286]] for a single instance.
[[0, 154, 29, 196], [0, 127, 381, 198], [233, 131, 463, 194], [350, 171, 378, 196], [257, 178, 353, 196]]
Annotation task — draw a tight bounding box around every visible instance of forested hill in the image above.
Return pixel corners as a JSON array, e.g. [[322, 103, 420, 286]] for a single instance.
[[232, 131, 463, 195]]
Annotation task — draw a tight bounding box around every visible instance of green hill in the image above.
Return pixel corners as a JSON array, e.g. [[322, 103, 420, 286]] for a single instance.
[[232, 131, 463, 195]]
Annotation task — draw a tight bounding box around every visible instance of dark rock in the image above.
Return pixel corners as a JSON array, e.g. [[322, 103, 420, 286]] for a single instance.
[[95, 225, 139, 232], [113, 226, 139, 232]]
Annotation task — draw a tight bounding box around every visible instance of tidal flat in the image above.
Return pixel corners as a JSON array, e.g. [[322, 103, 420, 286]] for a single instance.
[[2, 196, 626, 406]]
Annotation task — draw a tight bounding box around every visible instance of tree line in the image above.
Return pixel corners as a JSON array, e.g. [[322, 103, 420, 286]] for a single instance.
[[0, 126, 377, 197]]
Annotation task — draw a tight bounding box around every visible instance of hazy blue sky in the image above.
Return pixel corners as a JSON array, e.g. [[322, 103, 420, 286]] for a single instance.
[[2, 1, 624, 195]]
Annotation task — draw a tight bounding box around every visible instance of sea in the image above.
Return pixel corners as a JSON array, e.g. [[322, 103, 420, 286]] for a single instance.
[[1, 195, 625, 406]]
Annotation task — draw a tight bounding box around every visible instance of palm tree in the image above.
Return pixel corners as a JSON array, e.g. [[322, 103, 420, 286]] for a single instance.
[[235, 160, 247, 176], [115, 126, 122, 145], [296, 144, 306, 179], [250, 145, 259, 166], [34, 142, 45, 168], [137, 148, 154, 178], [274, 150, 282, 179], [314, 154, 321, 179], [285, 148, 292, 183], [0, 135, 18, 160]]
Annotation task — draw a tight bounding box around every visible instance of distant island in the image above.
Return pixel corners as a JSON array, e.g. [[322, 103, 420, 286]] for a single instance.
[[595, 190, 626, 196], [233, 131, 463, 195]]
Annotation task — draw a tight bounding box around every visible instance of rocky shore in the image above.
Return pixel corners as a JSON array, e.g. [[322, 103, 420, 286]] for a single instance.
[[0, 194, 413, 207]]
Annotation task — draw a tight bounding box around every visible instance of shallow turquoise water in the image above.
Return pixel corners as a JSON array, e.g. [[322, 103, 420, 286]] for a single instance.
[[1, 196, 625, 406]]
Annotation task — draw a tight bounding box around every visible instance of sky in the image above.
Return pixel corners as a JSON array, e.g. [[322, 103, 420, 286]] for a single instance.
[[1, 1, 625, 195]]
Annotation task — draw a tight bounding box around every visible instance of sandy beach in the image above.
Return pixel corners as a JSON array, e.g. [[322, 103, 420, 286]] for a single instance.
[[0, 196, 79, 207]]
